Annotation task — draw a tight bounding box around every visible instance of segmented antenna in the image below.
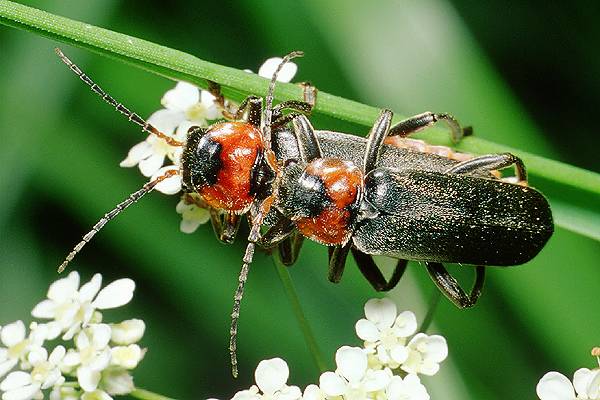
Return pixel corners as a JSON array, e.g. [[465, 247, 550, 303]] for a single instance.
[[262, 50, 304, 148], [229, 53, 302, 378], [229, 208, 263, 378], [54, 48, 184, 147], [58, 170, 178, 273]]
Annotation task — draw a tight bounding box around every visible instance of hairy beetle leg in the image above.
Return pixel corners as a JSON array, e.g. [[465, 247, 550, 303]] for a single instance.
[[426, 263, 486, 308], [445, 153, 528, 185], [278, 232, 305, 266], [327, 243, 352, 283], [389, 112, 470, 143], [351, 249, 408, 291]]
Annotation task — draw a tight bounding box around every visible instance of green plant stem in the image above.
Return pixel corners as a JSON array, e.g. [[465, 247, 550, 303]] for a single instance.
[[419, 291, 442, 333], [131, 388, 177, 400], [272, 250, 328, 373], [0, 0, 599, 240]]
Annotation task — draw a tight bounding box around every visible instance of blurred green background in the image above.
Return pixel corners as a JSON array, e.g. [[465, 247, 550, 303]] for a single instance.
[[0, 0, 599, 399]]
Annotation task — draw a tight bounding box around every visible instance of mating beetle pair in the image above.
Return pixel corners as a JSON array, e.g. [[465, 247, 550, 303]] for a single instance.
[[55, 50, 553, 377]]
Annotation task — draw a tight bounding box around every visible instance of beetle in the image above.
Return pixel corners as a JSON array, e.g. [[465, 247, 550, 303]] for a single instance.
[[54, 49, 553, 377], [265, 112, 553, 309]]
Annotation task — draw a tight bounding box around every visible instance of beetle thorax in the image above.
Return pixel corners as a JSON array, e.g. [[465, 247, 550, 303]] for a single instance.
[[181, 122, 277, 213], [278, 157, 364, 245]]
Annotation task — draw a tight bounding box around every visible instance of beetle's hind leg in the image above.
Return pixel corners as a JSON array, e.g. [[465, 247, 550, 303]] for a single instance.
[[389, 112, 472, 143], [445, 153, 528, 184], [426, 263, 485, 308], [351, 249, 407, 291]]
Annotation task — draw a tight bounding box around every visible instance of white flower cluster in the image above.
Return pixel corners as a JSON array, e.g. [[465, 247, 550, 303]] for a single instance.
[[120, 57, 298, 234], [220, 298, 447, 400], [0, 272, 145, 400], [536, 349, 600, 400]]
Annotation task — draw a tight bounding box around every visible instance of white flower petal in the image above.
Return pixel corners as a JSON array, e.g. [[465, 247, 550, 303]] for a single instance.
[[319, 371, 346, 397], [152, 167, 182, 195], [90, 325, 112, 349], [31, 300, 55, 319], [79, 274, 103, 303], [536, 371, 576, 400], [62, 350, 81, 368], [48, 345, 67, 365], [1, 371, 32, 391], [387, 375, 429, 400], [92, 279, 135, 310], [27, 347, 47, 366], [394, 311, 418, 338], [110, 319, 145, 345], [162, 82, 200, 111], [363, 369, 390, 392], [278, 385, 302, 400], [335, 346, 367, 383], [48, 272, 80, 302], [231, 388, 261, 400], [119, 141, 153, 168], [111, 345, 143, 369], [0, 359, 18, 378], [255, 358, 289, 395], [573, 368, 592, 397], [390, 344, 409, 364], [258, 58, 297, 82], [355, 319, 380, 342], [1, 321, 26, 347], [585, 369, 600, 398], [423, 335, 448, 362], [147, 109, 185, 135], [302, 384, 324, 400], [364, 298, 397, 329], [81, 390, 113, 400], [180, 217, 202, 234], [174, 120, 196, 141], [138, 153, 166, 177], [2, 383, 40, 400], [101, 368, 134, 395], [77, 367, 101, 392]]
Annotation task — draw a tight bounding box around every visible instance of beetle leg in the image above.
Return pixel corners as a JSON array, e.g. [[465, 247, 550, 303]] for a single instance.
[[209, 209, 242, 244], [425, 263, 486, 308], [234, 96, 263, 127], [351, 249, 408, 291], [299, 81, 318, 108], [289, 115, 323, 161], [388, 112, 472, 144], [278, 232, 305, 266], [445, 153, 527, 183], [207, 81, 238, 119], [328, 242, 352, 283], [272, 100, 313, 120], [258, 213, 295, 249], [364, 109, 394, 174], [353, 250, 406, 291]]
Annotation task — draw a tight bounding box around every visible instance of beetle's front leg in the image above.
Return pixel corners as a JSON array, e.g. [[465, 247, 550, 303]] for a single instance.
[[351, 249, 408, 291], [426, 263, 485, 308], [209, 209, 242, 244], [389, 112, 472, 143], [328, 242, 352, 283], [445, 153, 528, 184], [278, 232, 305, 266]]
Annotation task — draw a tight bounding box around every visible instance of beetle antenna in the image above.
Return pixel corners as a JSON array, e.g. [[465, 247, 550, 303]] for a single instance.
[[263, 50, 304, 147], [54, 48, 184, 147], [58, 170, 179, 273], [229, 196, 275, 378]]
